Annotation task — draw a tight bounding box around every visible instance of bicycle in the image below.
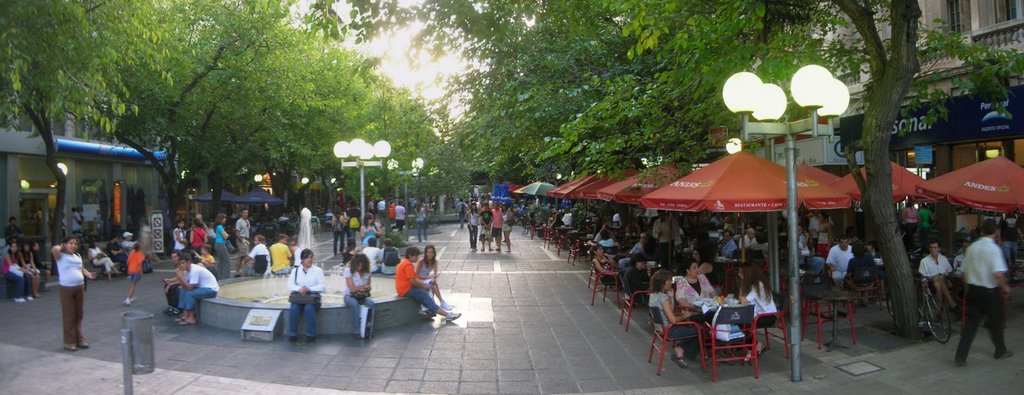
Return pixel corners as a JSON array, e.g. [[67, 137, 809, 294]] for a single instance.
[[426, 215, 440, 228], [886, 276, 952, 343]]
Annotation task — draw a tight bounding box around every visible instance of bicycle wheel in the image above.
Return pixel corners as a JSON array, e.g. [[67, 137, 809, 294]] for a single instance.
[[922, 296, 951, 343], [427, 216, 440, 228], [885, 284, 902, 333]]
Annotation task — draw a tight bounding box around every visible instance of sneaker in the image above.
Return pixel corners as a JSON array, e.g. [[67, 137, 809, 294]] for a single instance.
[[441, 301, 454, 311], [954, 359, 967, 367], [123, 299, 132, 306], [995, 351, 1014, 360], [471, 248, 477, 252], [445, 312, 462, 322], [26, 296, 34, 301], [14, 297, 26, 303]]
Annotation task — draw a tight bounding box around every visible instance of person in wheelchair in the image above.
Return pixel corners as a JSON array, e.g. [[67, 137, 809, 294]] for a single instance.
[[919, 240, 956, 310]]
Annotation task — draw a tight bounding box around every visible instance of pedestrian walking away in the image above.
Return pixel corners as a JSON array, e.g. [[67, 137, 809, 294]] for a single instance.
[[955, 219, 1013, 366]]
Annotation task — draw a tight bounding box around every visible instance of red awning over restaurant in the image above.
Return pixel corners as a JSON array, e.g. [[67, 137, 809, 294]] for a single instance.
[[832, 162, 929, 202], [567, 170, 639, 200], [595, 166, 680, 204], [547, 175, 597, 198], [639, 151, 852, 212], [917, 156, 1024, 212]]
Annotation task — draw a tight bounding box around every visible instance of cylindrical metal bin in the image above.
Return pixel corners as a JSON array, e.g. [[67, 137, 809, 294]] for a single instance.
[[121, 311, 155, 374]]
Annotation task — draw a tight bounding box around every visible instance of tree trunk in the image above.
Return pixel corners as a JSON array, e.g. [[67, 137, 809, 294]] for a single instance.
[[836, 0, 924, 339], [210, 170, 224, 217], [23, 106, 66, 248]]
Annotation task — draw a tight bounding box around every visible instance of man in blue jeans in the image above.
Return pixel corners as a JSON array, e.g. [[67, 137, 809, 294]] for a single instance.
[[175, 256, 219, 325], [395, 246, 460, 322]]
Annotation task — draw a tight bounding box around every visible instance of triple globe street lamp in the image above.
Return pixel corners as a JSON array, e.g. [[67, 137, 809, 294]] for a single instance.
[[334, 138, 391, 221], [722, 65, 850, 382]]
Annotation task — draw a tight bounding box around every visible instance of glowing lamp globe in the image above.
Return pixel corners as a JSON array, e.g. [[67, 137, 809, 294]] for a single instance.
[[818, 78, 851, 117], [372, 140, 392, 158], [751, 83, 787, 121], [790, 65, 834, 108], [725, 138, 743, 154], [333, 141, 351, 158], [722, 72, 764, 114]]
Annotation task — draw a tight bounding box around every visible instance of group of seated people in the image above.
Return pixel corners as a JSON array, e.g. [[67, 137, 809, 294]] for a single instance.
[[648, 261, 778, 369], [3, 238, 48, 302]]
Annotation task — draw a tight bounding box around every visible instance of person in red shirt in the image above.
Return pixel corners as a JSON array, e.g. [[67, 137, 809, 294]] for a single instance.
[[124, 243, 145, 306], [395, 246, 460, 322]]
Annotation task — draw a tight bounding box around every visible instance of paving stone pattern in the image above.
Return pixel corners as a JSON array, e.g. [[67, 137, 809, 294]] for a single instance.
[[1, 223, 1022, 394]]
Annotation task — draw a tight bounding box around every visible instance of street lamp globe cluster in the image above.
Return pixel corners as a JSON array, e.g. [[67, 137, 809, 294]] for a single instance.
[[722, 65, 850, 123], [334, 138, 391, 221]]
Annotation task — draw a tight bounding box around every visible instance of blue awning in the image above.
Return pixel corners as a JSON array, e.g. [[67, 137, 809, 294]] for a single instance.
[[56, 139, 167, 160]]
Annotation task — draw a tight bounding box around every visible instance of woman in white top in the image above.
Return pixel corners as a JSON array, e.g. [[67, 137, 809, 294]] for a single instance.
[[343, 253, 374, 337], [87, 241, 119, 281], [287, 249, 325, 342], [416, 244, 453, 311], [738, 263, 777, 356], [172, 219, 188, 253], [53, 236, 97, 351], [468, 204, 480, 252]]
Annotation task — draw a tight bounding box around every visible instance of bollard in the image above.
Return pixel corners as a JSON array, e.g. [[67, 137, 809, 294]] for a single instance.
[[121, 311, 155, 374], [120, 328, 133, 395]]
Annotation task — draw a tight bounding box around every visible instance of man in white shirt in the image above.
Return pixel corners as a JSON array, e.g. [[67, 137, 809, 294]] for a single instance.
[[360, 237, 383, 273], [955, 220, 1012, 366], [918, 241, 955, 308], [234, 209, 251, 277], [174, 258, 219, 325], [825, 237, 853, 285]]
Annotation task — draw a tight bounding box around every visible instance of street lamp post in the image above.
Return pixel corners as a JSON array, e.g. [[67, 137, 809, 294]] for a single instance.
[[334, 139, 391, 222], [723, 66, 849, 382]]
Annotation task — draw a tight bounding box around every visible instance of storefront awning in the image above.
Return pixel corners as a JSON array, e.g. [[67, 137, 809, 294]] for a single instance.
[[56, 139, 167, 161]]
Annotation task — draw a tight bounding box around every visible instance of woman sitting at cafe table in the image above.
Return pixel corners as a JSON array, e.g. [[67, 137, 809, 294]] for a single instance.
[[591, 245, 619, 285], [738, 262, 777, 356], [649, 269, 702, 369], [675, 261, 717, 317]]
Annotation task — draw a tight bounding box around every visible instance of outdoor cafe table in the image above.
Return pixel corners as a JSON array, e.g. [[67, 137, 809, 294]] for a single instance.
[[811, 290, 862, 352]]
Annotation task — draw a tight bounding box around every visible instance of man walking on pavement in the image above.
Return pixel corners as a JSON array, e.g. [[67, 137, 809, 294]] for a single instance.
[[455, 198, 467, 229], [955, 219, 1013, 366]]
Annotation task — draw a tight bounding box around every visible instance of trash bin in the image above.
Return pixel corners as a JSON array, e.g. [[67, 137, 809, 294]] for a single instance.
[[121, 311, 155, 374]]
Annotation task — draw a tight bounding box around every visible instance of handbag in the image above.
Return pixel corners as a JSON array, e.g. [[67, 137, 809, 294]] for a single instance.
[[289, 292, 321, 304], [287, 269, 321, 304], [351, 290, 370, 304]]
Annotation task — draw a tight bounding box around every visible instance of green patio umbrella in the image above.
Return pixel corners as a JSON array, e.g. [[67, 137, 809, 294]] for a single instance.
[[514, 181, 555, 196]]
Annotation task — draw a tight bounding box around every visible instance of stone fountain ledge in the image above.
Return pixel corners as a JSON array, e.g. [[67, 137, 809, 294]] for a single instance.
[[198, 276, 423, 336]]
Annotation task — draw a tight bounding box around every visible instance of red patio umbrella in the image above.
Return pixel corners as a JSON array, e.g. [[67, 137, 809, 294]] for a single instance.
[[639, 151, 852, 212], [567, 170, 639, 200], [547, 175, 597, 198], [595, 166, 681, 204], [832, 162, 929, 202], [916, 156, 1024, 212], [798, 164, 841, 185]]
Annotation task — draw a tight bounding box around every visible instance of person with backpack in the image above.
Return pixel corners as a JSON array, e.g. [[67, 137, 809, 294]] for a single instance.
[[346, 205, 361, 245], [380, 238, 400, 275], [332, 208, 347, 256]]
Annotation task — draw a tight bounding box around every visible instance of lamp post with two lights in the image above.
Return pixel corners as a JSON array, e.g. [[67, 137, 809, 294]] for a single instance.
[[722, 65, 849, 382]]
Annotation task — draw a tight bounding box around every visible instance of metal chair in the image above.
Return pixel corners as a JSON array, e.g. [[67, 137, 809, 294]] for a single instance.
[[708, 304, 758, 382], [619, 273, 652, 332], [647, 305, 705, 375]]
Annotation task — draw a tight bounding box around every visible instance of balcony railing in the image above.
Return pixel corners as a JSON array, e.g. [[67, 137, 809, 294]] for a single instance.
[[970, 18, 1024, 48]]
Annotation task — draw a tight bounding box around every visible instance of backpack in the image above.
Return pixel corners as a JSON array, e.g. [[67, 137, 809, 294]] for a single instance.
[[382, 247, 400, 267], [333, 217, 344, 232], [348, 216, 360, 230]]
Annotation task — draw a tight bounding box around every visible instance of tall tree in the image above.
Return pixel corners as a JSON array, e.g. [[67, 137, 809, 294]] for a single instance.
[[0, 0, 153, 245]]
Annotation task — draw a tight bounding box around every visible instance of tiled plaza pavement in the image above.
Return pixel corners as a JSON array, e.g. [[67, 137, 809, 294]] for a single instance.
[[2, 223, 1022, 394]]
